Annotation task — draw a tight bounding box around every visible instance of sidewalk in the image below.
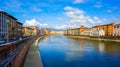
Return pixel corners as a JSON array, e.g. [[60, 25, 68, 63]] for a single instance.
[[23, 37, 43, 67]]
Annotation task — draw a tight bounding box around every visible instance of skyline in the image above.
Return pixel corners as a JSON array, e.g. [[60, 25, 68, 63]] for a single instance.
[[0, 0, 120, 30]]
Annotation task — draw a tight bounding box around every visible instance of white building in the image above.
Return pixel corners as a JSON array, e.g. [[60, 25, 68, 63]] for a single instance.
[[99, 30, 105, 36], [113, 23, 120, 36], [90, 29, 105, 36]]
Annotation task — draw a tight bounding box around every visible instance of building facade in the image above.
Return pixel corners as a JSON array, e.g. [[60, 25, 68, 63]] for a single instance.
[[36, 29, 41, 35], [90, 30, 105, 36], [90, 26, 105, 36], [64, 30, 67, 35], [78, 25, 87, 35], [32, 26, 41, 35], [8, 17, 17, 39], [93, 23, 114, 36], [67, 29, 73, 35], [103, 23, 114, 36], [80, 28, 91, 36], [43, 30, 50, 35], [0, 10, 8, 41], [113, 23, 120, 36], [23, 26, 34, 37], [17, 22, 23, 38], [0, 10, 18, 41], [72, 28, 79, 35], [32, 26, 37, 35]]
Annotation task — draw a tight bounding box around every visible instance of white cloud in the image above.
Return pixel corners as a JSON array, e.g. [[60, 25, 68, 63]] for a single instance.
[[64, 6, 84, 15], [24, 19, 49, 29], [24, 6, 108, 30], [54, 25, 67, 30], [24, 19, 40, 27], [73, 0, 84, 4], [64, 6, 107, 27], [88, 16, 105, 25], [24, 19, 68, 30]]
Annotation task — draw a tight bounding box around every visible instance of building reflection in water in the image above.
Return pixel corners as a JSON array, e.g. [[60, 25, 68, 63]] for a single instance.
[[96, 42, 120, 57], [65, 39, 83, 62], [104, 42, 120, 56], [68, 39, 120, 57], [98, 42, 105, 53], [79, 40, 85, 51]]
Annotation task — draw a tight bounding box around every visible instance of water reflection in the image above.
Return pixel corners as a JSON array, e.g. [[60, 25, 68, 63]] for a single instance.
[[38, 36, 120, 67], [66, 39, 82, 62], [100, 42, 120, 56], [98, 42, 105, 53]]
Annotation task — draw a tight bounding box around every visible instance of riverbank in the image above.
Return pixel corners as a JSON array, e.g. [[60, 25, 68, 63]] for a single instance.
[[66, 35, 120, 42], [23, 36, 43, 67]]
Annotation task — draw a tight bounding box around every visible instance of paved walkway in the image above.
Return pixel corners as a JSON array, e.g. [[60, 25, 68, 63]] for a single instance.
[[23, 37, 43, 67]]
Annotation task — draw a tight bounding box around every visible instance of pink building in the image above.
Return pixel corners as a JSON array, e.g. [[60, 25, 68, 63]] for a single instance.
[[113, 23, 120, 36]]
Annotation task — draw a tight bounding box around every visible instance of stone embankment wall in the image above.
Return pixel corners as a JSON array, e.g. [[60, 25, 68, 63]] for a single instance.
[[66, 35, 120, 42]]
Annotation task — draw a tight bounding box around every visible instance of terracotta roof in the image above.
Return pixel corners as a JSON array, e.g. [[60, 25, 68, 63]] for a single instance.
[[92, 23, 114, 28]]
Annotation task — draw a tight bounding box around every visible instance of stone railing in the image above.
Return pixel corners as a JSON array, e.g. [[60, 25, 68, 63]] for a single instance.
[[0, 35, 43, 67]]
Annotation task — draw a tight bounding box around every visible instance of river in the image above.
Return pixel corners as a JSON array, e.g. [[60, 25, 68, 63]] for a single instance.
[[38, 35, 120, 67]]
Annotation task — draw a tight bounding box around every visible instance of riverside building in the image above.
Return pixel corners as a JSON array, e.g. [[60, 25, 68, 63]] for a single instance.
[[80, 28, 91, 36], [0, 10, 17, 42], [23, 26, 34, 37], [0, 10, 8, 41], [0, 10, 24, 42], [90, 23, 114, 36], [17, 22, 23, 38], [113, 23, 120, 36], [78, 25, 88, 35]]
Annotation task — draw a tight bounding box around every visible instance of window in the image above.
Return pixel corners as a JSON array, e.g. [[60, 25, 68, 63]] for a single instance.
[[117, 26, 119, 28]]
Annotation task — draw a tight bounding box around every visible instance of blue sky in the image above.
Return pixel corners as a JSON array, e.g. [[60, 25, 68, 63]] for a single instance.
[[0, 0, 120, 29]]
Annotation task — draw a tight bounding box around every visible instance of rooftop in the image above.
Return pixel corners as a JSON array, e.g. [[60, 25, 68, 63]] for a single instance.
[[0, 10, 17, 20], [17, 22, 23, 25], [92, 23, 115, 28]]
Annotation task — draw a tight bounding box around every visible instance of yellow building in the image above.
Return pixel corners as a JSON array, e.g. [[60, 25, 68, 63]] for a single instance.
[[67, 29, 73, 35], [80, 28, 91, 36], [64, 30, 67, 35], [78, 25, 87, 35], [23, 26, 34, 36], [43, 30, 50, 35], [104, 23, 114, 36], [67, 25, 87, 35], [93, 23, 114, 36]]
